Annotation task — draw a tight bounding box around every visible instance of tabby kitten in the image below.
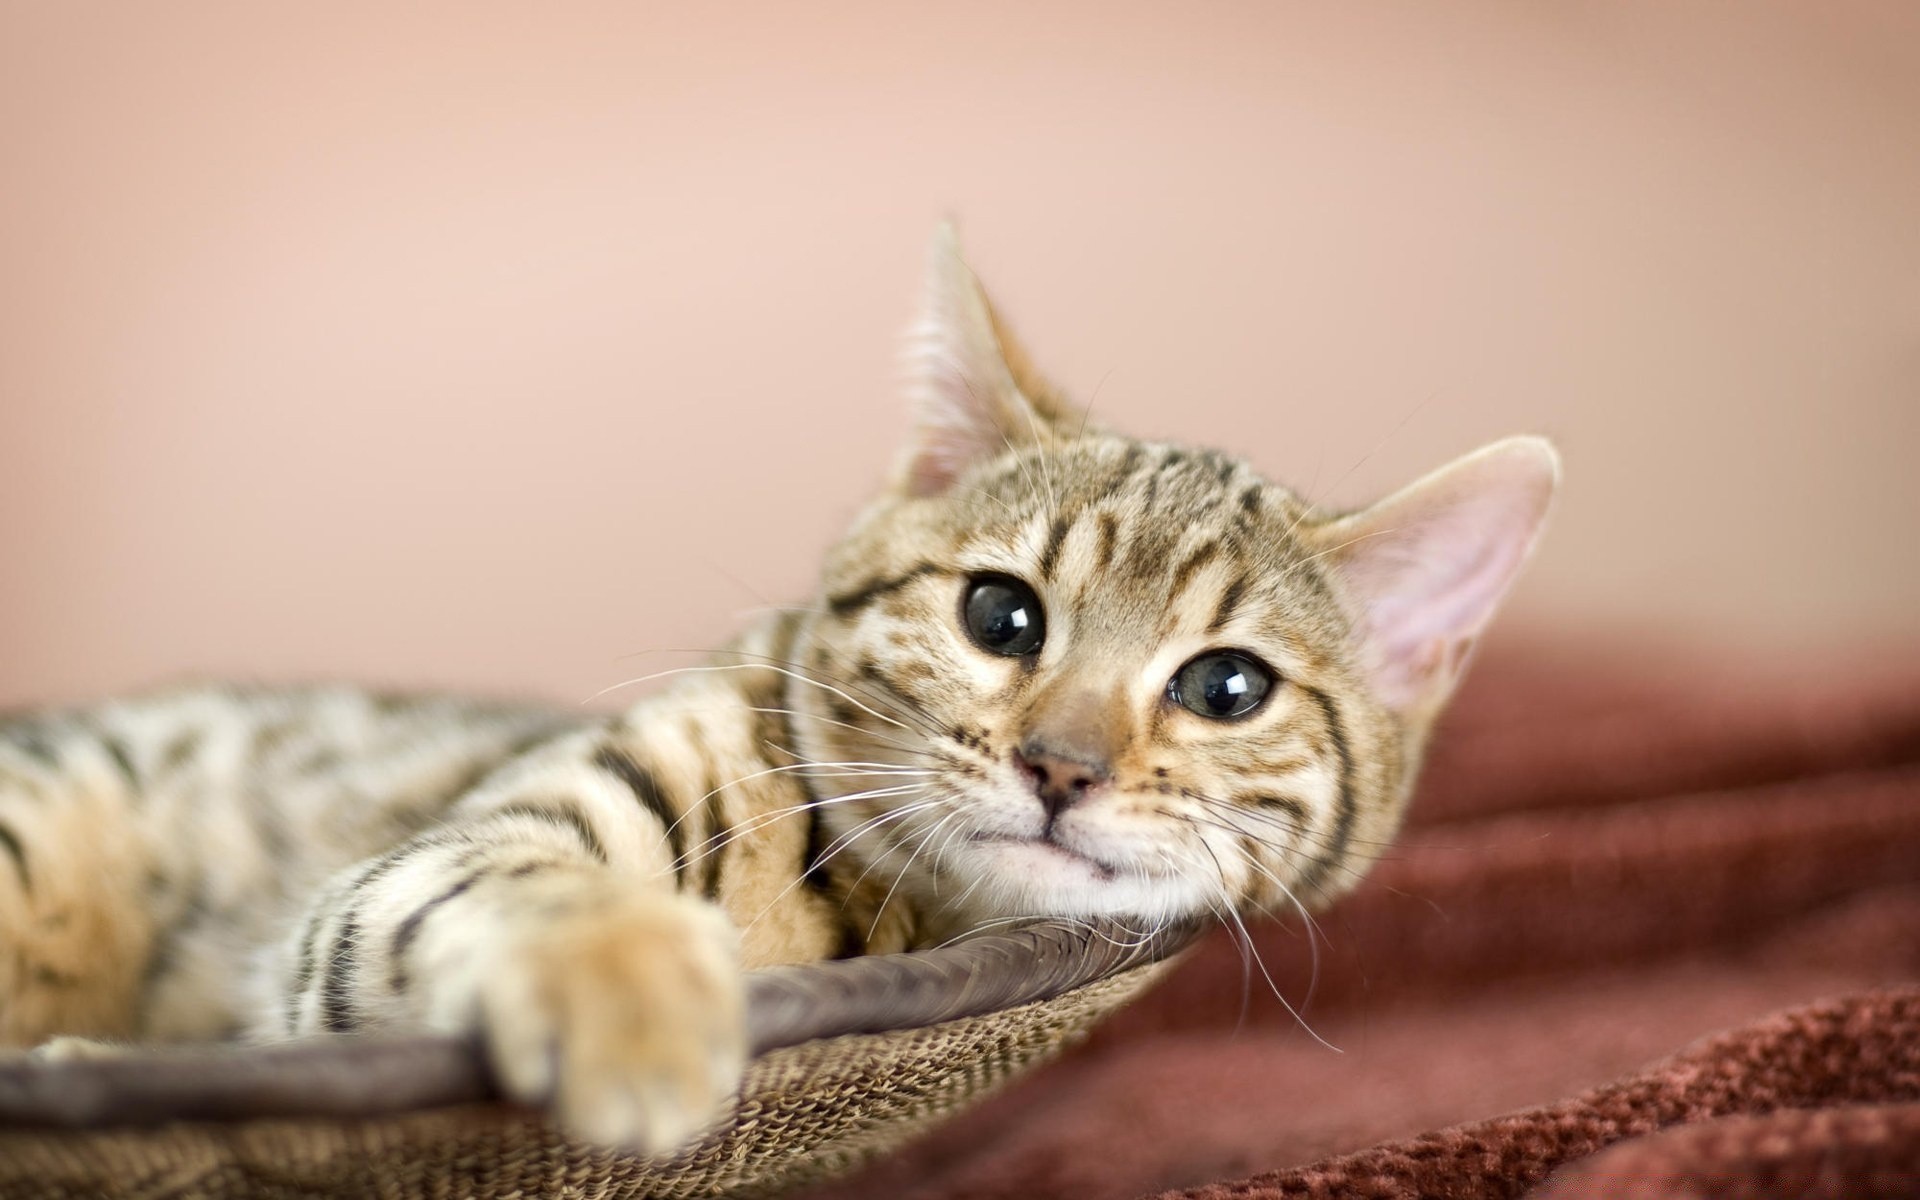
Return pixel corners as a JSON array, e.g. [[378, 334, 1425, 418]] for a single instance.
[[0, 228, 1557, 1151]]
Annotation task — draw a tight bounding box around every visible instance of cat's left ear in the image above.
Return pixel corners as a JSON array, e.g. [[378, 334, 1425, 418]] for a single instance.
[[896, 225, 1078, 497], [1314, 436, 1560, 720]]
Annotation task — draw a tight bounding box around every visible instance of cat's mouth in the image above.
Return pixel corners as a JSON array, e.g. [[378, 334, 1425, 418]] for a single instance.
[[966, 831, 1119, 882]]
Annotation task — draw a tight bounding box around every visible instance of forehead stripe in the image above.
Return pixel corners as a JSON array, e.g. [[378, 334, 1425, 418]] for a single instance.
[[1093, 511, 1119, 574], [1037, 514, 1073, 581], [1207, 575, 1249, 634], [827, 562, 946, 618], [1167, 539, 1221, 604]]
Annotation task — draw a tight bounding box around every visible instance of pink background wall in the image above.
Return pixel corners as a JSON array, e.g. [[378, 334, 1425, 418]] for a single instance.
[[3, 2, 1916, 709]]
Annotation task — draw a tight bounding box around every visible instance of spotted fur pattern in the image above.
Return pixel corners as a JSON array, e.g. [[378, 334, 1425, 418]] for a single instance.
[[0, 229, 1557, 1151]]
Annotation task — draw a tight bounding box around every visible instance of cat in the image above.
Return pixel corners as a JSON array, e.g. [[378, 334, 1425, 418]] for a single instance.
[[0, 227, 1558, 1152]]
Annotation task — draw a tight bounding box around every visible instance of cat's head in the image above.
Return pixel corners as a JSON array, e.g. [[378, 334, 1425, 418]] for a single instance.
[[788, 227, 1557, 933]]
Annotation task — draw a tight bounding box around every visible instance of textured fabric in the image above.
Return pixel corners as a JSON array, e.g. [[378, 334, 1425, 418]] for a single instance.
[[0, 961, 1175, 1199], [1162, 990, 1919, 1199], [805, 644, 1920, 1200], [1533, 1102, 1920, 1200]]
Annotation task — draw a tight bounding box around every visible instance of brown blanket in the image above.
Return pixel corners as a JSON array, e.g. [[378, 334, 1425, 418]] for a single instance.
[[802, 642, 1920, 1200]]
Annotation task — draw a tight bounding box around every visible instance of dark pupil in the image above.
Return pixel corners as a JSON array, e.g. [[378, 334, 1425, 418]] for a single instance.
[[965, 580, 1043, 656], [1201, 661, 1250, 714]]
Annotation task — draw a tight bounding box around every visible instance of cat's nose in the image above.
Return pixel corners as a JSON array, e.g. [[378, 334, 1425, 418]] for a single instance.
[[1015, 740, 1109, 818]]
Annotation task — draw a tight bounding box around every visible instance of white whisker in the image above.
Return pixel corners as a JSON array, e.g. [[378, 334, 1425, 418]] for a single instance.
[[663, 784, 931, 878]]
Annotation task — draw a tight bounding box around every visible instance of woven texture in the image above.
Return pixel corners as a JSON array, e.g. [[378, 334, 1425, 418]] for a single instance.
[[1170, 988, 1920, 1199], [0, 960, 1173, 1200], [1533, 1100, 1920, 1200]]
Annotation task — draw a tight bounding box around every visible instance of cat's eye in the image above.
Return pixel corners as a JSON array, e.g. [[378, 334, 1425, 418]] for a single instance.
[[962, 576, 1046, 657], [1168, 652, 1273, 719]]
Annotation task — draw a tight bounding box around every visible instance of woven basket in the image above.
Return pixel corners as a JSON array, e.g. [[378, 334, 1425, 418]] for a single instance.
[[0, 920, 1196, 1200]]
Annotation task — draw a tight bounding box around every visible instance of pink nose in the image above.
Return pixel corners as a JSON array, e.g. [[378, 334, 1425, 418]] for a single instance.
[[1015, 741, 1109, 818]]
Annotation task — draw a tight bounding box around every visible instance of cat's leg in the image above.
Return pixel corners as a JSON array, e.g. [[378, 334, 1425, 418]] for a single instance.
[[0, 724, 160, 1048], [269, 729, 745, 1152]]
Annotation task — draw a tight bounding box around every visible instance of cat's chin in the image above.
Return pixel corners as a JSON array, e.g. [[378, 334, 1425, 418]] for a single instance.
[[938, 832, 1206, 926], [967, 832, 1120, 882]]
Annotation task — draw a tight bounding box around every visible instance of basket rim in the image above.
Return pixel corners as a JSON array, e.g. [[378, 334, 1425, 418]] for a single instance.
[[0, 917, 1202, 1130]]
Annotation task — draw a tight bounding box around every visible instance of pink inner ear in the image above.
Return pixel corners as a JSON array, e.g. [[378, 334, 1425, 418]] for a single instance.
[[1330, 439, 1558, 712], [896, 232, 1033, 496], [902, 412, 985, 497], [901, 352, 1019, 497]]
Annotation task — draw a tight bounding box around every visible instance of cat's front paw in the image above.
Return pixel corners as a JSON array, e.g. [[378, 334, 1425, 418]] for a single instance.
[[476, 889, 747, 1153]]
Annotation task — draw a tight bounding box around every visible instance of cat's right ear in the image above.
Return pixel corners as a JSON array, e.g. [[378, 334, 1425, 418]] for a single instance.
[[896, 225, 1072, 497], [1312, 436, 1561, 722]]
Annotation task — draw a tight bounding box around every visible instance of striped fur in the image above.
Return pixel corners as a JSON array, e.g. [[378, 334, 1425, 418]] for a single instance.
[[0, 229, 1556, 1151]]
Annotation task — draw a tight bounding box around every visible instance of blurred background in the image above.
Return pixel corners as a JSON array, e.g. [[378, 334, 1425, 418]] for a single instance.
[[3, 1, 1915, 710]]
